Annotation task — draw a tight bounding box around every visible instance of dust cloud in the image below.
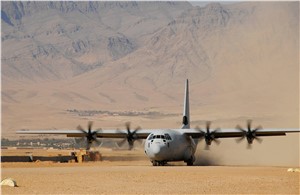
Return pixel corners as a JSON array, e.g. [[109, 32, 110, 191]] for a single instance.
[[195, 134, 299, 167]]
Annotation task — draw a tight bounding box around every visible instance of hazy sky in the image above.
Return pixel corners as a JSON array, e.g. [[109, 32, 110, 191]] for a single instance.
[[189, 1, 237, 7]]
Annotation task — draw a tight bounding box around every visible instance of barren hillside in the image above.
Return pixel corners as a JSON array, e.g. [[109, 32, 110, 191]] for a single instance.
[[1, 2, 299, 138]]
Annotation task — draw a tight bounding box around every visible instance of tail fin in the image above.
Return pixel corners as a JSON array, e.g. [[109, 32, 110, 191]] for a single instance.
[[182, 79, 190, 129]]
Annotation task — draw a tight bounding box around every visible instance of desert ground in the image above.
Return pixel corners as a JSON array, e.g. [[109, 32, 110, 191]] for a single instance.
[[1, 148, 299, 194]]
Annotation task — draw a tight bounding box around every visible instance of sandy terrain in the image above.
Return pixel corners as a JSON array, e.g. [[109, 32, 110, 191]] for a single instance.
[[1, 148, 299, 194]]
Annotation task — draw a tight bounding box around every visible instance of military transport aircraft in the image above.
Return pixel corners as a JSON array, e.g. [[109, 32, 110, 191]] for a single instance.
[[17, 80, 300, 166]]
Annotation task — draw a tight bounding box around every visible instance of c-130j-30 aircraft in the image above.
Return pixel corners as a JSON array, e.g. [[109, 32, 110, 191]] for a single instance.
[[17, 80, 300, 166]]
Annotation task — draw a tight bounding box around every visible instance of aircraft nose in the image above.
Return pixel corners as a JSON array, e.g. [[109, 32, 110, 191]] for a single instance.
[[152, 145, 161, 156], [150, 143, 167, 160]]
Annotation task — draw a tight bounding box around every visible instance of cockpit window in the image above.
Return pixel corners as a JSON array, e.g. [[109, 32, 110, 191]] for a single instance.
[[148, 134, 154, 140], [151, 134, 171, 140], [164, 133, 172, 140]]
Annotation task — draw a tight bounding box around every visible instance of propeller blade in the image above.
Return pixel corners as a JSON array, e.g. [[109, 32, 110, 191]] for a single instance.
[[213, 139, 221, 145], [236, 119, 264, 148], [247, 143, 252, 149], [128, 143, 134, 150], [126, 122, 131, 131], [196, 121, 221, 148], [77, 125, 86, 133], [117, 139, 127, 147], [204, 144, 210, 150], [235, 136, 245, 143], [253, 126, 262, 133], [236, 125, 246, 132], [206, 121, 211, 132], [86, 142, 92, 150], [133, 126, 141, 134], [212, 128, 221, 134], [195, 126, 205, 136], [94, 139, 102, 145], [247, 119, 252, 131], [92, 128, 102, 136], [76, 121, 102, 150], [74, 137, 85, 146], [88, 121, 93, 129], [254, 136, 263, 144], [120, 122, 142, 150]]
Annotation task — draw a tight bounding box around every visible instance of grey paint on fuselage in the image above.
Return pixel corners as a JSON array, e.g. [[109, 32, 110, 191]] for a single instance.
[[144, 79, 195, 164], [144, 129, 196, 163]]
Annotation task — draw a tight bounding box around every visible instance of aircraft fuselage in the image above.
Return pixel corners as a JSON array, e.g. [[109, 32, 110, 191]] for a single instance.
[[144, 129, 196, 166]]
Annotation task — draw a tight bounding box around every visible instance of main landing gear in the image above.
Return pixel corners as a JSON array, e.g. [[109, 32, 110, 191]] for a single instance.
[[152, 160, 193, 166], [186, 160, 193, 166], [185, 156, 195, 166]]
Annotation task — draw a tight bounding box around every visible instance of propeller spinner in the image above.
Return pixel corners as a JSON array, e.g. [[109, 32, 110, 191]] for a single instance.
[[117, 122, 141, 150], [235, 119, 263, 149], [196, 121, 221, 150], [77, 121, 102, 150]]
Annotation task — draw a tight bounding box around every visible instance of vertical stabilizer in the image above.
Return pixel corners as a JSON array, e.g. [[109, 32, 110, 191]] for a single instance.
[[182, 79, 190, 129]]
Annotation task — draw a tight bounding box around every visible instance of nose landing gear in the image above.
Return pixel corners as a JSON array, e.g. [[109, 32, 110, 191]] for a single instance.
[[152, 160, 167, 166]]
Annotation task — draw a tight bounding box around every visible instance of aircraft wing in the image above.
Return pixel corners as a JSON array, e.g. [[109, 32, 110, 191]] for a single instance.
[[182, 128, 300, 139], [16, 128, 300, 139], [16, 129, 153, 139]]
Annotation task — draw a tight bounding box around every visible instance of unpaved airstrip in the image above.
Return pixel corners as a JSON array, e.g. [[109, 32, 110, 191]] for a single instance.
[[1, 148, 299, 194]]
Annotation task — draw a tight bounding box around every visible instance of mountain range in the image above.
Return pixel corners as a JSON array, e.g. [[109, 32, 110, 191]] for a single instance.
[[1, 1, 299, 138]]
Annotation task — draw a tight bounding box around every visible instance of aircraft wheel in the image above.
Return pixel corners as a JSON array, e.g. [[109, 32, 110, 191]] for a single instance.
[[152, 161, 158, 166], [158, 161, 166, 166], [186, 156, 194, 166], [152, 161, 167, 166]]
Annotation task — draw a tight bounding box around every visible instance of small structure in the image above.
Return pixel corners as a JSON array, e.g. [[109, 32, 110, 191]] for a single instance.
[[71, 150, 102, 163], [1, 178, 18, 187], [71, 150, 86, 163], [86, 151, 102, 161], [287, 168, 300, 172]]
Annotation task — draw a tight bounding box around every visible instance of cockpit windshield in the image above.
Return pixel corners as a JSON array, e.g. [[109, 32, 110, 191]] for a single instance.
[[164, 134, 171, 140], [148, 134, 154, 140], [148, 133, 172, 140]]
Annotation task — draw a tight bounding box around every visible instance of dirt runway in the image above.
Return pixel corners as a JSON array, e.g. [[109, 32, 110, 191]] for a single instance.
[[1, 148, 299, 194], [2, 163, 299, 194]]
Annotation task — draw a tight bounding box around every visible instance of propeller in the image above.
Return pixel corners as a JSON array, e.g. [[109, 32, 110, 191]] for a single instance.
[[196, 121, 221, 150], [77, 121, 102, 150], [235, 119, 263, 149], [117, 122, 141, 150]]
